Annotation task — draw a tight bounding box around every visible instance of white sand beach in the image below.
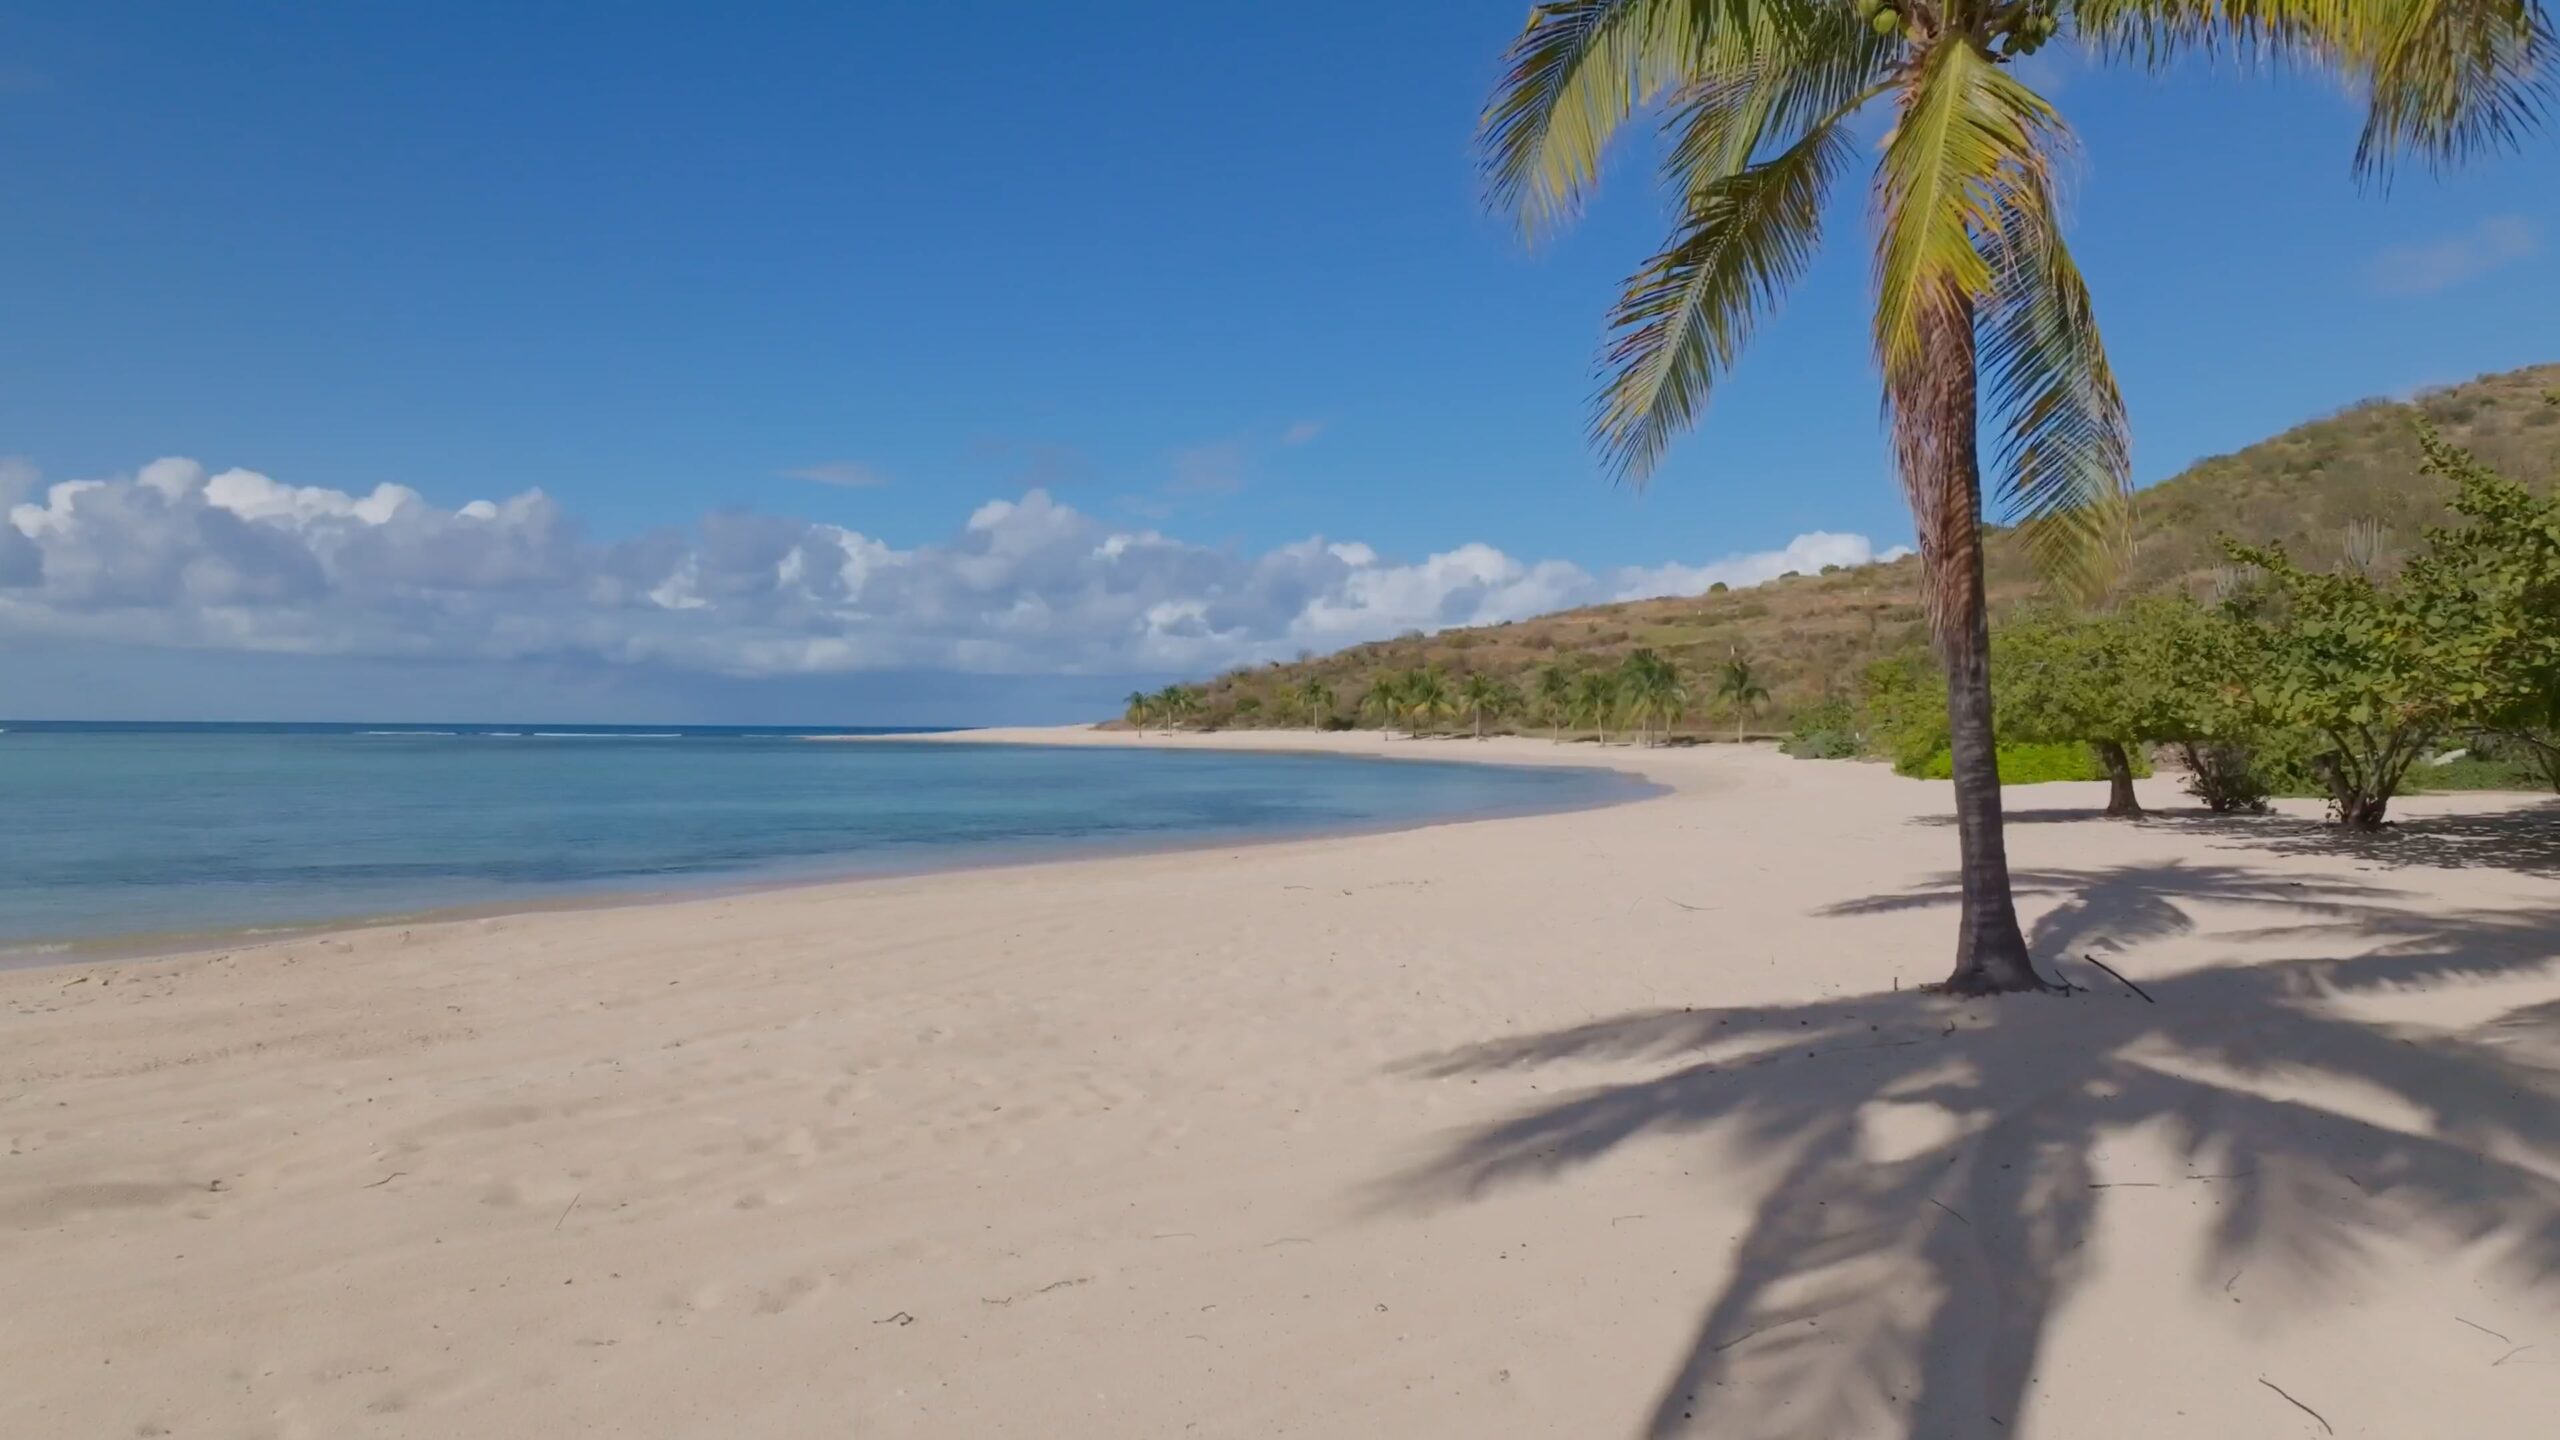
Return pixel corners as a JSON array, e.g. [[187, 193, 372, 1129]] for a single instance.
[[4, 731, 2557, 1438]]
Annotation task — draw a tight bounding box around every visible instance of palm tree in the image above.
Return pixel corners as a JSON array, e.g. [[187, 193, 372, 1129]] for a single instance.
[[1618, 649, 1688, 745], [1534, 664, 1576, 741], [1360, 671, 1408, 736], [1716, 652, 1773, 743], [1123, 689, 1154, 732], [1480, 1, 2546, 993], [1295, 677, 1338, 730], [1458, 672, 1520, 738], [1573, 669, 1620, 745], [1152, 684, 1197, 731], [1403, 667, 1458, 735]]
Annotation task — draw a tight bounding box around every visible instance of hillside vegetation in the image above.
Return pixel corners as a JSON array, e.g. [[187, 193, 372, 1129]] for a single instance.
[[1177, 362, 2560, 733]]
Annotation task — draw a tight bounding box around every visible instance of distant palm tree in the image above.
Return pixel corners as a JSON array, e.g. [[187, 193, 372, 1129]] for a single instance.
[[1534, 665, 1575, 741], [1572, 669, 1619, 746], [1123, 690, 1154, 731], [1360, 671, 1408, 737], [1403, 667, 1457, 734], [1716, 653, 1772, 743], [1153, 684, 1198, 731], [1478, 0, 2546, 992], [1617, 649, 1688, 746], [1295, 677, 1338, 731], [1458, 672, 1519, 739]]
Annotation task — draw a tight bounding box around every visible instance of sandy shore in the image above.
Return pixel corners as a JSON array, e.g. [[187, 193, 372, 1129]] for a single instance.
[[5, 729, 2558, 1438]]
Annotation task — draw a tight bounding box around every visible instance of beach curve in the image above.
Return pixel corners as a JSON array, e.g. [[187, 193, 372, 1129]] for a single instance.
[[3, 733, 2556, 1437]]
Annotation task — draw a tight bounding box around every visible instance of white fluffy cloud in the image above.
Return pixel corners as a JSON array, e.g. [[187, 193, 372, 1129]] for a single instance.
[[1, 456, 1903, 677]]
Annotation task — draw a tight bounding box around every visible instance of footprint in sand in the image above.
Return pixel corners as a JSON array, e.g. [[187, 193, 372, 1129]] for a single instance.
[[752, 1272, 835, 1315], [670, 1280, 730, 1314]]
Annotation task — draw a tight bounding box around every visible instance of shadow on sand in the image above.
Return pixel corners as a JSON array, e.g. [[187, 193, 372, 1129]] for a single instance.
[[1917, 796, 2560, 879], [1374, 862, 2560, 1438]]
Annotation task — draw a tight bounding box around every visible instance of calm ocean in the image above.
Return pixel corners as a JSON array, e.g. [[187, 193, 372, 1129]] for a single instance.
[[0, 722, 1631, 957]]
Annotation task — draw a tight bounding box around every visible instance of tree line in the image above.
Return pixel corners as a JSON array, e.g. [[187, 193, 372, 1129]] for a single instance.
[[1127, 425, 2560, 839], [1802, 427, 2560, 830], [1127, 649, 1777, 745]]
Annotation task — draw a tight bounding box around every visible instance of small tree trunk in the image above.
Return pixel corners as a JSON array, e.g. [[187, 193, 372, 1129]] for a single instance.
[[2094, 740, 2144, 819], [1907, 299, 2046, 996], [2318, 747, 2399, 830]]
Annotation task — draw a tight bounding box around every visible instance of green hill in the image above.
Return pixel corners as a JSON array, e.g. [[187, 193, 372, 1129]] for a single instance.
[[1180, 362, 2560, 733]]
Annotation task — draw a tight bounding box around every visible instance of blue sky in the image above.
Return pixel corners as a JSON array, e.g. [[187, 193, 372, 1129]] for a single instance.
[[3, 3, 2555, 722]]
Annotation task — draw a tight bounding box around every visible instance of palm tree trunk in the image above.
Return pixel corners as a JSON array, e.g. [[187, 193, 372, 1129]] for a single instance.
[[1912, 301, 2046, 996], [2094, 740, 2143, 819]]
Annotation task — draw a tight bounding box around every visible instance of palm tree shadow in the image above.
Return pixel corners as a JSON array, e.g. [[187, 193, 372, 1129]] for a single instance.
[[1373, 866, 2560, 1438], [1911, 799, 2560, 880]]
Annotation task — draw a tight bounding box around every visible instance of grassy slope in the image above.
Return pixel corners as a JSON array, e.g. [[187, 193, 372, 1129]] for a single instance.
[[1192, 362, 2560, 731]]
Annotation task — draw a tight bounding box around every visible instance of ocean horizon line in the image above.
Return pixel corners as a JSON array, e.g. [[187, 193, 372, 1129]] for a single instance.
[[0, 718, 980, 736]]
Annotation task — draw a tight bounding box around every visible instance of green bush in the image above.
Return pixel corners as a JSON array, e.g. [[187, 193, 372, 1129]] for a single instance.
[[1784, 729, 1862, 760], [2405, 753, 2545, 792], [1901, 742, 2155, 784], [1860, 653, 1949, 773], [2175, 741, 2272, 813], [1782, 698, 1861, 759]]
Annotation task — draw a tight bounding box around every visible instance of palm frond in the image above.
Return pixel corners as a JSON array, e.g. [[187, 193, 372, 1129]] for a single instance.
[[1977, 128, 2133, 600], [1480, 0, 1713, 233], [1595, 98, 1867, 481], [1656, 3, 1899, 188], [1872, 41, 2057, 381], [1873, 41, 2079, 634], [2358, 0, 2556, 176], [2078, 0, 2555, 180]]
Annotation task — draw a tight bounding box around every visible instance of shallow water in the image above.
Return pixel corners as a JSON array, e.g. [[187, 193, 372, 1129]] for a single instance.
[[0, 722, 1630, 955]]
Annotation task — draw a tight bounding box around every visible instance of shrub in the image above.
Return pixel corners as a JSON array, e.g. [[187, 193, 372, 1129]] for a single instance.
[[1785, 728, 1861, 760], [2217, 428, 2560, 827], [1781, 698, 1860, 760], [2405, 753, 2545, 791], [1861, 652, 1949, 773], [1902, 742, 2154, 784], [2174, 741, 2273, 813]]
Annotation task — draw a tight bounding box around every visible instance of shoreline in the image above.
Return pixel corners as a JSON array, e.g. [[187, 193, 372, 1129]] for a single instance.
[[3, 727, 1667, 972], [7, 739, 2555, 1438]]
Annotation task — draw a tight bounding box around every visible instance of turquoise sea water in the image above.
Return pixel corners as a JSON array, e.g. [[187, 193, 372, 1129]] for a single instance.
[[0, 722, 1631, 957]]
